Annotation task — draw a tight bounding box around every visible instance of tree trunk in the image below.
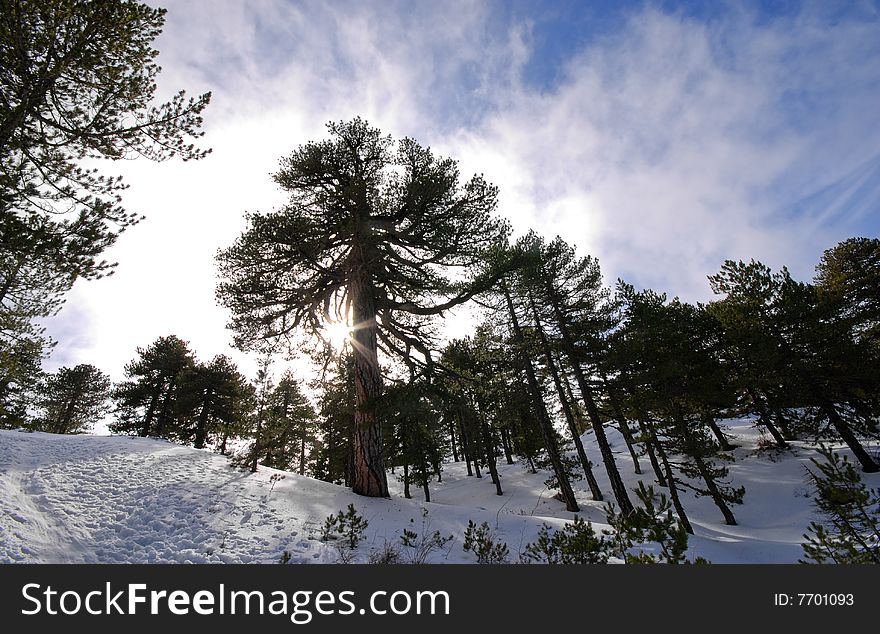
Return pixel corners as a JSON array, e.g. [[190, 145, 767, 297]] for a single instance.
[[350, 277, 390, 497], [458, 412, 473, 476], [701, 411, 736, 451], [654, 435, 692, 534], [766, 395, 795, 440], [503, 283, 578, 512], [500, 426, 514, 465], [694, 451, 738, 526], [543, 284, 631, 514], [422, 474, 431, 502], [636, 416, 667, 487], [448, 418, 459, 462], [156, 379, 177, 439], [56, 396, 77, 435], [529, 294, 602, 501], [220, 425, 229, 455], [466, 409, 483, 479], [671, 402, 737, 525], [745, 386, 787, 448], [299, 436, 306, 476], [477, 402, 503, 496], [601, 376, 644, 475], [141, 391, 159, 437], [771, 323, 876, 471], [251, 417, 262, 473], [821, 398, 879, 473], [194, 388, 213, 449]]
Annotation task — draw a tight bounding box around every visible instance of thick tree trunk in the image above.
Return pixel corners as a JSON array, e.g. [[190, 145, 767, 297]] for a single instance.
[[529, 295, 602, 501], [350, 278, 390, 497], [503, 283, 578, 512], [299, 436, 306, 476]]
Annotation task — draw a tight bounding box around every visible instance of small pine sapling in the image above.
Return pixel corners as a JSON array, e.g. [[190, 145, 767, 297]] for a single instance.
[[321, 504, 369, 563], [462, 520, 509, 564], [520, 516, 612, 564], [801, 446, 880, 564], [606, 482, 708, 564]]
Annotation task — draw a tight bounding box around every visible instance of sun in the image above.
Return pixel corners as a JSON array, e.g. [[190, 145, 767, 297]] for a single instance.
[[321, 319, 351, 350]]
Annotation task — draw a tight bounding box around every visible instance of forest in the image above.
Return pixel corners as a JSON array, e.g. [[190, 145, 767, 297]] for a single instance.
[[2, 1, 879, 565]]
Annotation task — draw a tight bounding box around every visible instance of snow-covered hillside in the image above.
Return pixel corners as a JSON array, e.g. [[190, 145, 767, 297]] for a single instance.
[[1, 420, 872, 564]]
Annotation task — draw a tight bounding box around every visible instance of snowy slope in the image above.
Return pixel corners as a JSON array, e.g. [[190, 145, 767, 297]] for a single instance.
[[1, 420, 875, 564]]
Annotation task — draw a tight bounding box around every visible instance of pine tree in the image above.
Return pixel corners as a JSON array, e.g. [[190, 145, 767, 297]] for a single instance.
[[110, 335, 195, 438], [384, 376, 446, 502], [814, 237, 880, 347], [1, 1, 210, 398], [313, 351, 355, 485], [33, 363, 110, 434], [710, 260, 878, 472], [517, 233, 632, 513], [613, 285, 744, 527], [1, 0, 210, 284], [439, 332, 514, 497], [217, 118, 510, 497], [261, 370, 318, 474], [177, 355, 253, 450], [498, 279, 579, 511], [801, 446, 880, 564], [0, 253, 66, 427]]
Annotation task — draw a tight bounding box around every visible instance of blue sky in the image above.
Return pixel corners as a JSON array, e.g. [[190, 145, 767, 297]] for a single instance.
[[44, 0, 880, 382]]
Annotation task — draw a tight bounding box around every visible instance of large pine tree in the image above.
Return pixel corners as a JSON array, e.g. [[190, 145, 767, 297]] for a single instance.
[[217, 118, 510, 497]]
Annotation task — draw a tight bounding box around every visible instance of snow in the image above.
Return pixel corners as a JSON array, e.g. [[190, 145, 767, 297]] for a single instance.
[[1, 419, 876, 563]]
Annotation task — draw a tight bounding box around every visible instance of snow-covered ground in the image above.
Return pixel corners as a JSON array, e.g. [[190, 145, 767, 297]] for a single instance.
[[1, 419, 875, 563]]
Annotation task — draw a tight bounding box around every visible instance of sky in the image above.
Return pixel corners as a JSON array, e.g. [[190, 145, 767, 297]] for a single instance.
[[43, 0, 880, 387]]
